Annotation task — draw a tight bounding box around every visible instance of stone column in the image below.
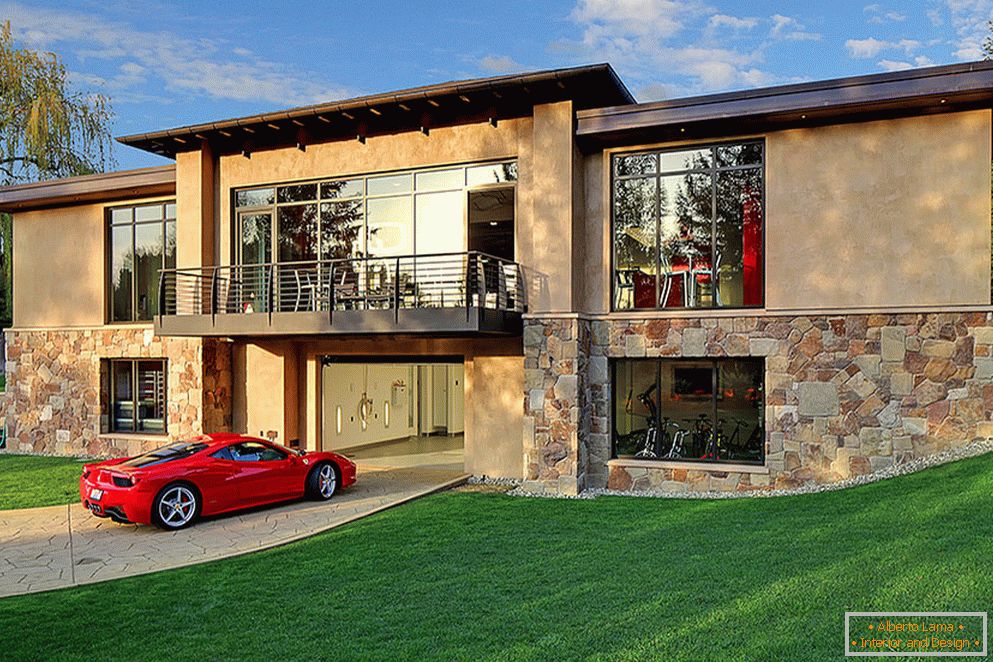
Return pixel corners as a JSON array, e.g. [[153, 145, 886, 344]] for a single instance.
[[522, 316, 590, 495]]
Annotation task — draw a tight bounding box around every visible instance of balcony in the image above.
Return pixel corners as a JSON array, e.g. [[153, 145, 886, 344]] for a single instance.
[[155, 252, 526, 337]]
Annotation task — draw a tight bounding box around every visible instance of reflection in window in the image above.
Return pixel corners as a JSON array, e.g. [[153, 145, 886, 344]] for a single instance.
[[367, 196, 413, 256], [234, 161, 516, 265], [108, 202, 176, 321], [612, 142, 763, 310], [277, 204, 318, 262], [613, 358, 764, 465], [320, 201, 363, 260]]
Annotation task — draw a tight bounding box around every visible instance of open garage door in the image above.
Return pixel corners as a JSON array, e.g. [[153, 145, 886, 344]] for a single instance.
[[321, 358, 464, 471]]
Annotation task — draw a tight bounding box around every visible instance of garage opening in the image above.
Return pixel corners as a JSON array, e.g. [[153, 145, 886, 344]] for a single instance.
[[320, 358, 464, 471]]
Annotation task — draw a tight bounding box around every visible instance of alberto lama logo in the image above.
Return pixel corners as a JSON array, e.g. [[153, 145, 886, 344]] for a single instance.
[[845, 612, 988, 657]]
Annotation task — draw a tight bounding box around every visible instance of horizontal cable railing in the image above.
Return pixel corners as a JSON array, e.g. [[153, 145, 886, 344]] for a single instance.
[[158, 251, 526, 321]]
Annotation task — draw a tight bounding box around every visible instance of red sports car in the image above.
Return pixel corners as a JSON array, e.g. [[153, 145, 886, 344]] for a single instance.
[[79, 433, 356, 530]]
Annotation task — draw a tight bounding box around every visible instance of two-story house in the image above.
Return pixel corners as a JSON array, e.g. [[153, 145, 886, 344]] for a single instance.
[[2, 61, 991, 495]]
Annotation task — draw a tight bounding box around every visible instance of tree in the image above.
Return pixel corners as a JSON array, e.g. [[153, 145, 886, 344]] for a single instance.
[[0, 20, 114, 324]]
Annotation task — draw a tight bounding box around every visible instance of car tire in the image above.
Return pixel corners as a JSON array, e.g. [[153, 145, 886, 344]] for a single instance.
[[151, 482, 201, 530], [306, 462, 339, 501]]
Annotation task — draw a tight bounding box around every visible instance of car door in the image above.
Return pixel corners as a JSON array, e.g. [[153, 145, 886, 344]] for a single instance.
[[226, 441, 297, 505], [196, 445, 244, 515]]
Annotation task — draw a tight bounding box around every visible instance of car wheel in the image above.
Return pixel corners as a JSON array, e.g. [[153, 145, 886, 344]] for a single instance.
[[306, 462, 338, 501], [152, 483, 200, 530]]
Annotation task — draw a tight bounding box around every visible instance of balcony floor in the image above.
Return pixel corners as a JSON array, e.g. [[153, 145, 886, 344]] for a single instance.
[[154, 307, 522, 337]]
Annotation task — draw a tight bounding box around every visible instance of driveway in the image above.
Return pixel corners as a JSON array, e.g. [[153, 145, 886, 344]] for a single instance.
[[0, 465, 467, 598]]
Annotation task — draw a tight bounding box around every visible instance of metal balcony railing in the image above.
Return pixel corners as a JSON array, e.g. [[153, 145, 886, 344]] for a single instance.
[[158, 252, 526, 325]]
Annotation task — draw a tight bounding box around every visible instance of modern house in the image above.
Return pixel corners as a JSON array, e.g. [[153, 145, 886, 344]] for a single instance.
[[1, 61, 992, 494]]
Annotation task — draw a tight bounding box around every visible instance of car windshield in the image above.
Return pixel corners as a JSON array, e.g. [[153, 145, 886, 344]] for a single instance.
[[120, 442, 209, 468]]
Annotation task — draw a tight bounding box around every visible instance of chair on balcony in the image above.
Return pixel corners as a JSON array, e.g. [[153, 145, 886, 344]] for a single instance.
[[331, 264, 362, 310]]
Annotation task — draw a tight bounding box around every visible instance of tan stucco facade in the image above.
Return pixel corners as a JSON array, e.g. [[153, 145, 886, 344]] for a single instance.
[[765, 110, 992, 311], [12, 196, 174, 328], [578, 109, 993, 315]]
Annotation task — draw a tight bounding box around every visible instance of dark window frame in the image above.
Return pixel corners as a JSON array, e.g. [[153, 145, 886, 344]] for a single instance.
[[610, 357, 766, 466], [610, 139, 766, 311], [105, 358, 168, 435], [105, 201, 177, 322]]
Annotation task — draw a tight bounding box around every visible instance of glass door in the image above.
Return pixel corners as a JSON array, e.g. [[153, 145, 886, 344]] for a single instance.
[[237, 212, 272, 313]]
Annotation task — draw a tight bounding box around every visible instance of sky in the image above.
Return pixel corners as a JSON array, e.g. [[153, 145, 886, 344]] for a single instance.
[[4, 0, 993, 170]]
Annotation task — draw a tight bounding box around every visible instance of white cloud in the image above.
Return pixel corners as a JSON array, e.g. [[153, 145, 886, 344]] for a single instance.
[[876, 55, 936, 72], [864, 4, 907, 24], [478, 55, 524, 74], [846, 37, 891, 57], [770, 14, 821, 41], [708, 14, 759, 32], [939, 0, 993, 61], [554, 1, 816, 94], [6, 3, 351, 106], [846, 37, 920, 58]]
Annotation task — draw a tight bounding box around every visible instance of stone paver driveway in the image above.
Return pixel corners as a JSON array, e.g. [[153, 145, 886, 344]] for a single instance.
[[0, 465, 467, 598]]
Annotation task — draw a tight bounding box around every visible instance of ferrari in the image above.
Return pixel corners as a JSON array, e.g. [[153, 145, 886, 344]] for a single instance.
[[79, 433, 356, 529]]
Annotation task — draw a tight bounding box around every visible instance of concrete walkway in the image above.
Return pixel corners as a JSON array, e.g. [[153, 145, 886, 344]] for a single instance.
[[0, 465, 467, 598]]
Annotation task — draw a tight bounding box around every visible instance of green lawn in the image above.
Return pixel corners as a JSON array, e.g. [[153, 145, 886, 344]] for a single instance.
[[0, 454, 86, 509], [2, 454, 993, 661]]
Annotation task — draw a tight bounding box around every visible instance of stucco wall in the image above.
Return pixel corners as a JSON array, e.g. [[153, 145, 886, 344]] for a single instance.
[[232, 340, 298, 444], [465, 354, 525, 478], [765, 110, 992, 310], [580, 109, 993, 313], [12, 196, 174, 329]]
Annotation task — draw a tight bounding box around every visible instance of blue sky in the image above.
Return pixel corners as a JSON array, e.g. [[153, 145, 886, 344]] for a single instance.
[[5, 0, 993, 170]]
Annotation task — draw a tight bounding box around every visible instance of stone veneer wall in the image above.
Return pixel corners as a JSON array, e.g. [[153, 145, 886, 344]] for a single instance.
[[2, 328, 232, 457], [525, 312, 993, 494]]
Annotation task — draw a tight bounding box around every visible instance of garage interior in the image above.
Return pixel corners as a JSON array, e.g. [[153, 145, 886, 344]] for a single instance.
[[321, 359, 465, 471]]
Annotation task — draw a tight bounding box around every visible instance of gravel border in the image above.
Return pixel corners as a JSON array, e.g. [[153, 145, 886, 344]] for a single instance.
[[467, 475, 523, 487], [503, 439, 993, 500]]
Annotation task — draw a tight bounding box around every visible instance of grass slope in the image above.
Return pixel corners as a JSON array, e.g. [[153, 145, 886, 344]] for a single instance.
[[0, 454, 85, 509], [2, 454, 992, 660]]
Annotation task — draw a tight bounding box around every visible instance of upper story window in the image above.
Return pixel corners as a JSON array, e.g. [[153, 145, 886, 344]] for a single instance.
[[612, 141, 763, 310], [108, 201, 177, 321], [233, 161, 517, 266]]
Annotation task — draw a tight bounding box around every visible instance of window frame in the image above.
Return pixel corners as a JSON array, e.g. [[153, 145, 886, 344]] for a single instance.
[[106, 358, 168, 435], [105, 200, 177, 323], [609, 139, 766, 312], [610, 357, 766, 466], [230, 159, 518, 265]]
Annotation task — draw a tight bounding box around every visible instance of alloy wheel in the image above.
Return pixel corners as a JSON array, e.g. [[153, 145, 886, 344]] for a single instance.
[[319, 464, 337, 498], [158, 485, 196, 528]]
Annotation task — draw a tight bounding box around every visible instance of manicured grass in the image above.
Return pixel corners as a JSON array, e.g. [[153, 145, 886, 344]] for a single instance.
[[0, 454, 86, 509], [2, 455, 993, 661]]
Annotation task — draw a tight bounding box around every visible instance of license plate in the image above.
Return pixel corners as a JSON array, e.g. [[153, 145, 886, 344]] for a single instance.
[[90, 489, 103, 501]]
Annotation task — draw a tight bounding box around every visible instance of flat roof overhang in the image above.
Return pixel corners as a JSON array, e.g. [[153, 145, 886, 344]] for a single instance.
[[0, 165, 176, 213], [119, 64, 635, 159], [577, 60, 993, 149], [154, 308, 522, 338]]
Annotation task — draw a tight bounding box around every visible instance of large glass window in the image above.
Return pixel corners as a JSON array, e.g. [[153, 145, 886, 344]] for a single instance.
[[612, 142, 763, 310], [108, 202, 177, 321], [612, 358, 764, 465], [233, 160, 516, 264], [102, 359, 167, 434]]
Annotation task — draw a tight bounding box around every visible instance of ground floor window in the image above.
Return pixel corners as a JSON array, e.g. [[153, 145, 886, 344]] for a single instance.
[[612, 358, 764, 465], [101, 359, 167, 434]]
